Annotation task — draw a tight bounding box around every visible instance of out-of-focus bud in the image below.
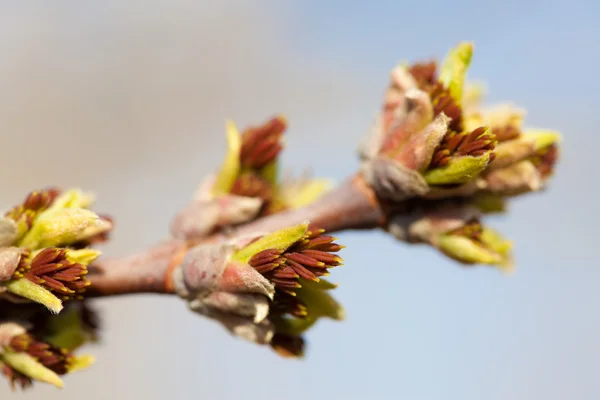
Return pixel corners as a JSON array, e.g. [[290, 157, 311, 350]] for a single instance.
[[481, 160, 542, 196], [388, 204, 512, 270], [276, 172, 332, 210], [466, 103, 525, 139], [170, 195, 263, 240], [0, 324, 95, 390], [269, 278, 344, 358], [437, 222, 513, 271], [462, 81, 486, 113], [173, 222, 345, 356], [360, 42, 497, 199], [490, 130, 560, 170], [438, 41, 473, 104], [239, 115, 286, 171]]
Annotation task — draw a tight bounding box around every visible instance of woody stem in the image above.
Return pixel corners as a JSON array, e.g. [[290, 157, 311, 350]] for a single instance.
[[86, 174, 386, 297]]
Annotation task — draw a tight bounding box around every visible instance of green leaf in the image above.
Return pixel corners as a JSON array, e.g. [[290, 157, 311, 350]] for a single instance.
[[437, 235, 502, 265], [44, 308, 88, 351], [47, 189, 95, 210], [213, 120, 242, 195], [296, 278, 344, 321], [1, 351, 64, 388], [523, 129, 561, 151], [67, 354, 95, 373], [271, 278, 344, 336], [64, 248, 102, 266], [4, 278, 62, 314], [424, 153, 491, 185], [259, 160, 279, 185], [231, 221, 309, 263], [439, 42, 474, 104]]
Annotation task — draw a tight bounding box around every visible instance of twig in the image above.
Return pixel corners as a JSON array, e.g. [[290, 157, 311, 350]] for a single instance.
[[87, 175, 385, 297]]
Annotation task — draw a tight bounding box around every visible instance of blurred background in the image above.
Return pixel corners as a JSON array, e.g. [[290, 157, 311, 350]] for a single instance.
[[0, 1, 598, 399]]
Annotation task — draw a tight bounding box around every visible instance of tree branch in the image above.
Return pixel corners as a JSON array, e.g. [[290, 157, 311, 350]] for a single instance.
[[87, 174, 386, 297]]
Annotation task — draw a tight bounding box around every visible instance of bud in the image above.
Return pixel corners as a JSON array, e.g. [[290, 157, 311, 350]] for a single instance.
[[482, 160, 542, 196], [360, 42, 496, 199], [19, 208, 111, 250], [239, 115, 286, 170], [490, 130, 560, 170], [174, 222, 345, 357], [470, 103, 525, 141], [462, 81, 486, 113], [438, 220, 512, 270], [46, 189, 95, 210], [3, 188, 61, 243], [232, 221, 310, 263], [275, 172, 332, 210], [170, 195, 263, 240], [388, 205, 512, 270], [1, 328, 94, 390], [41, 302, 100, 351], [11, 248, 91, 300]]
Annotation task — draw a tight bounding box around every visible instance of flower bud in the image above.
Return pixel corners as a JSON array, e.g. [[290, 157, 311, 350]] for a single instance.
[[482, 160, 542, 196], [170, 195, 263, 240], [388, 205, 512, 270], [19, 208, 110, 250], [490, 130, 560, 170]]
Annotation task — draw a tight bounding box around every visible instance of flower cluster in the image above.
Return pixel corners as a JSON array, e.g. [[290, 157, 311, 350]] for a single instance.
[[170, 117, 331, 241], [1, 188, 110, 389], [0, 302, 98, 390], [360, 42, 561, 269], [174, 222, 344, 358]]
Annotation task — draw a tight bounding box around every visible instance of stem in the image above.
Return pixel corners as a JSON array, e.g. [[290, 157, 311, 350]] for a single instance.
[[87, 174, 384, 297], [86, 239, 187, 297]]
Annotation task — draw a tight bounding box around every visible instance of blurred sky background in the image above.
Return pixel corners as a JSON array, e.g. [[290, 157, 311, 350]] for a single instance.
[[0, 1, 599, 399]]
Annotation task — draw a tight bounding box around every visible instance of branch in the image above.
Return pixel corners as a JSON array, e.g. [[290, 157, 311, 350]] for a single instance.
[[0, 41, 564, 390], [87, 174, 384, 297]]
